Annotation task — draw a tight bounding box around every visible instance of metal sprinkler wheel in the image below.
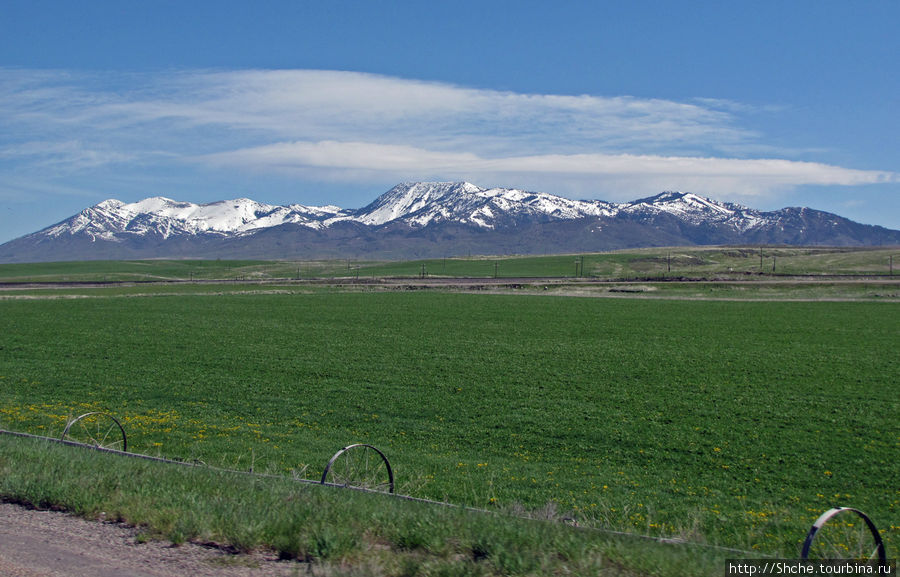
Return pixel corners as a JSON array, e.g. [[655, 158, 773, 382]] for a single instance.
[[321, 444, 394, 493], [801, 507, 886, 566], [61, 412, 127, 452]]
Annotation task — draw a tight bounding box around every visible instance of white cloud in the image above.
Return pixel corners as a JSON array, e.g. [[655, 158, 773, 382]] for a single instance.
[[199, 140, 897, 200], [0, 140, 135, 173], [0, 68, 750, 154], [1, 67, 896, 204]]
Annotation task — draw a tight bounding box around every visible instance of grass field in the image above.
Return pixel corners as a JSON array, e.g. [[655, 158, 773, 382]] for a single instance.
[[1, 435, 732, 576], [1, 246, 897, 282], [1, 286, 897, 568], [361, 246, 900, 279]]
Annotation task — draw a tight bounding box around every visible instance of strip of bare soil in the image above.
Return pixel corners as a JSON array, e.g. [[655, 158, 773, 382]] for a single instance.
[[0, 502, 307, 577]]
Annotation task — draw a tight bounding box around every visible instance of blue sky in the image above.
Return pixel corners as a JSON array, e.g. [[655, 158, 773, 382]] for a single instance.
[[1, 0, 898, 244]]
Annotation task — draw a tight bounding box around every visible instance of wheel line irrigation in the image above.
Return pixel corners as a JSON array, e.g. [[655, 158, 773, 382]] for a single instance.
[[0, 426, 887, 562]]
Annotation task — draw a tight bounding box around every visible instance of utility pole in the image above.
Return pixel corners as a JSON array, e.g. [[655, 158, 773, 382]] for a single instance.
[[494, 261, 499, 278]]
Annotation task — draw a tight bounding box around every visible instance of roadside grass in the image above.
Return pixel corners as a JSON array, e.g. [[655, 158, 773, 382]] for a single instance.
[[0, 434, 730, 576]]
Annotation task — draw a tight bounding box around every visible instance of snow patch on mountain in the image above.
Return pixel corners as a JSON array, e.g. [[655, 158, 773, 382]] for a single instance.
[[354, 182, 481, 226], [41, 182, 771, 243], [624, 191, 767, 232], [352, 182, 619, 229], [29, 181, 875, 248], [44, 196, 348, 241], [6, 181, 897, 263]]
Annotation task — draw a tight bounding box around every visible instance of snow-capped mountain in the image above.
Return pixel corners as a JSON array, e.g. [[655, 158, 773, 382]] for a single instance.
[[623, 191, 764, 230], [1, 182, 897, 262], [41, 197, 349, 241], [353, 182, 616, 227]]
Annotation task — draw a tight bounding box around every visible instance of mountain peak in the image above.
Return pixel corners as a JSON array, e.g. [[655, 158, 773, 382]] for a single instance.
[[627, 190, 747, 220], [2, 181, 897, 263], [127, 196, 182, 213], [95, 199, 126, 210], [634, 191, 691, 204], [390, 181, 483, 199], [354, 181, 619, 228], [354, 182, 486, 226]]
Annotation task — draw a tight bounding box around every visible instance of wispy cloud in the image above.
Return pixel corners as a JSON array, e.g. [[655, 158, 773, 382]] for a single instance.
[[200, 140, 897, 199], [0, 67, 895, 203], [0, 140, 135, 173]]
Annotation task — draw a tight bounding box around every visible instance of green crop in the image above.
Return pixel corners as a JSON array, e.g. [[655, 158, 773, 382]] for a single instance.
[[2, 246, 897, 283], [1, 291, 897, 558]]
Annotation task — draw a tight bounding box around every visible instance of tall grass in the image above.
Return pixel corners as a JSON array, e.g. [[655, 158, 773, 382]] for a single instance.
[[0, 434, 731, 576]]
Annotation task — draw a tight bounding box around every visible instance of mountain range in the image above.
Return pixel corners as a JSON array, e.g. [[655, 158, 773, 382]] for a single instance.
[[1, 182, 898, 263]]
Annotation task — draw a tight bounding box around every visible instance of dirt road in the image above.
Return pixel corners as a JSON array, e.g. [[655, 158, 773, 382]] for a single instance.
[[0, 502, 306, 577]]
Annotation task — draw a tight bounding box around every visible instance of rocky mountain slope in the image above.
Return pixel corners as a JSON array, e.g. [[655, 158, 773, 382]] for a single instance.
[[1, 182, 897, 262]]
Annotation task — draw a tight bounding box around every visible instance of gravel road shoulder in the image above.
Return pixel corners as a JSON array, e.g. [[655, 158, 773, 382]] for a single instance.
[[0, 502, 308, 577]]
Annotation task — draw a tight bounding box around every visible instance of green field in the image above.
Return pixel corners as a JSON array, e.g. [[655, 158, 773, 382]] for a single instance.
[[1, 286, 897, 565], [1, 246, 897, 282], [361, 246, 900, 279]]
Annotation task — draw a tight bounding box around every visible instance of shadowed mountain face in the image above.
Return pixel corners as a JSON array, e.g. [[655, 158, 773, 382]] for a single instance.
[[2, 182, 898, 262]]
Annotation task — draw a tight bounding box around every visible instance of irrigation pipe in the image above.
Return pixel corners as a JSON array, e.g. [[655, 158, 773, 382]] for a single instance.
[[0, 428, 761, 557]]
